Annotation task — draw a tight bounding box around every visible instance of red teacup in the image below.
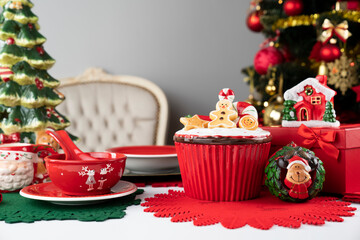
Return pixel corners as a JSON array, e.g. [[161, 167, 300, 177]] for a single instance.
[[44, 152, 126, 196]]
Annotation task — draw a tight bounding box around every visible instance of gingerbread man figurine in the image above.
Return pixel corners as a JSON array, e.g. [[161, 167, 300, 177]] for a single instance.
[[208, 88, 238, 128]]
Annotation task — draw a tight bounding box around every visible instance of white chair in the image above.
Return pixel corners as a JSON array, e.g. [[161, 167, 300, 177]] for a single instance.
[[56, 68, 169, 152]]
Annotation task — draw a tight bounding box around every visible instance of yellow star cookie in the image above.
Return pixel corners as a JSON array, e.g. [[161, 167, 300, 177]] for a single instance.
[[180, 115, 209, 131]]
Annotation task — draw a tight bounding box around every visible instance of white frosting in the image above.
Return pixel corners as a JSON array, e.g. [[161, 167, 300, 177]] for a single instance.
[[175, 127, 271, 138]]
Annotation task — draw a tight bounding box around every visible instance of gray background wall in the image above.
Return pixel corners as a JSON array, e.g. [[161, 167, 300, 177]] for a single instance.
[[33, 0, 263, 144]]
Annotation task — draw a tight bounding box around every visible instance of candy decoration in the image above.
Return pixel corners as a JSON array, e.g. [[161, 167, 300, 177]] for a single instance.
[[235, 102, 259, 130], [319, 44, 341, 62], [209, 99, 238, 129], [246, 10, 263, 32], [46, 107, 65, 123], [265, 142, 325, 202], [0, 66, 14, 82], [178, 88, 260, 131], [180, 114, 210, 131], [283, 0, 303, 16], [238, 115, 258, 130], [235, 101, 258, 119], [254, 46, 284, 75], [218, 88, 235, 102]]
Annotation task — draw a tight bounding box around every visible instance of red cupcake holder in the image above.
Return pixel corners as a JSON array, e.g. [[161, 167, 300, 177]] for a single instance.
[[175, 142, 271, 201]]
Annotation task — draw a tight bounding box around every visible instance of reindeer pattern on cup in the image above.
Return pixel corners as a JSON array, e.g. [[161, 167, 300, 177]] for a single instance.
[[78, 164, 115, 191]]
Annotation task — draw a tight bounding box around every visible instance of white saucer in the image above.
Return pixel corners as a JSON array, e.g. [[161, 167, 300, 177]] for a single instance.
[[20, 180, 137, 205]]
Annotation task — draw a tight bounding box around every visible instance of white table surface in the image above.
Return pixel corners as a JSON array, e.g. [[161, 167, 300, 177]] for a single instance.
[[0, 186, 360, 240]]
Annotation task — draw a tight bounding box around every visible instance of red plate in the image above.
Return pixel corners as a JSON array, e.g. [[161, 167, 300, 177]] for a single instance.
[[107, 145, 176, 157]]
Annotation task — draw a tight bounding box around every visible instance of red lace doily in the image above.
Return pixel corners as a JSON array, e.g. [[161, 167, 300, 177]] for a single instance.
[[142, 190, 356, 230]]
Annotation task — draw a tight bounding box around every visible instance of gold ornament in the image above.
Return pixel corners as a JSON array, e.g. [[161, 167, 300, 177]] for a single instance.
[[265, 69, 277, 96], [318, 61, 328, 75], [272, 10, 360, 31], [265, 83, 277, 95], [263, 74, 284, 126], [327, 54, 358, 95], [263, 100, 284, 126]]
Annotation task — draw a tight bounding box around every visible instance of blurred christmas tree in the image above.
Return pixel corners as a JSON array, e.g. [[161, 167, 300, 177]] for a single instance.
[[0, 0, 72, 143], [243, 0, 360, 125]]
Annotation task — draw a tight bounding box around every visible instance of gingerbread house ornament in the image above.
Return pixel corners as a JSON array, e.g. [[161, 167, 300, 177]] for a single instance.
[[282, 75, 340, 127]]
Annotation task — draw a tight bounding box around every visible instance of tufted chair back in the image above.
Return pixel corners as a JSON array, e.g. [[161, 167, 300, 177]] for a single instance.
[[57, 68, 169, 152]]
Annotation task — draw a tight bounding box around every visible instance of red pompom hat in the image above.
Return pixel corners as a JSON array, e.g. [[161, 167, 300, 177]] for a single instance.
[[287, 156, 311, 172], [218, 88, 235, 102]]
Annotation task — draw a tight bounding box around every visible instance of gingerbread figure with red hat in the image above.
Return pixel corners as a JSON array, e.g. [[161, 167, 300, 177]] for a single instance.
[[208, 88, 238, 128], [284, 156, 312, 200]]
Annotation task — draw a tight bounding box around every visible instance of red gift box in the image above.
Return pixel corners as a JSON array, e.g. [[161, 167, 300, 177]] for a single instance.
[[262, 124, 360, 194]]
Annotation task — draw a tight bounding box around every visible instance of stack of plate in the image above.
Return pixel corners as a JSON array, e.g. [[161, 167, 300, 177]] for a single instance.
[[106, 145, 179, 176]]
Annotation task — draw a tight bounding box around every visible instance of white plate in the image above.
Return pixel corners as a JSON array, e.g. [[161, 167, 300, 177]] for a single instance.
[[20, 180, 137, 205]]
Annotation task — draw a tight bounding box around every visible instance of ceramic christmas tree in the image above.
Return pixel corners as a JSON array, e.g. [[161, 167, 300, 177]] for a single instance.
[[0, 0, 71, 144]]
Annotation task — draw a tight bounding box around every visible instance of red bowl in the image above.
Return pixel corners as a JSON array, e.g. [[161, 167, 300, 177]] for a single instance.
[[44, 152, 126, 196]]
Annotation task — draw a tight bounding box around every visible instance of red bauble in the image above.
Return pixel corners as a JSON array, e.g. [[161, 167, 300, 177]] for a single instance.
[[246, 11, 263, 32], [254, 46, 284, 75], [283, 0, 303, 16], [319, 44, 341, 62], [36, 46, 44, 55], [35, 78, 44, 89], [6, 38, 15, 45]]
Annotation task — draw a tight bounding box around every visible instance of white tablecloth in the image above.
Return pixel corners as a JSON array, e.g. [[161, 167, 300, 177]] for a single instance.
[[0, 186, 360, 240]]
